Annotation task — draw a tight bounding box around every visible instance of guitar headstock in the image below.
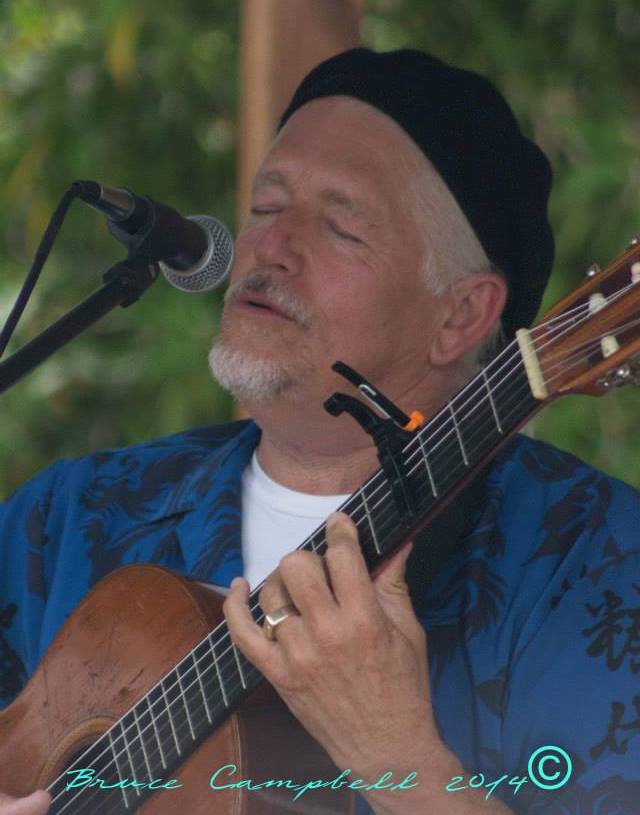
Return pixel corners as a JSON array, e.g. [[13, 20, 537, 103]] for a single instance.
[[529, 237, 640, 398]]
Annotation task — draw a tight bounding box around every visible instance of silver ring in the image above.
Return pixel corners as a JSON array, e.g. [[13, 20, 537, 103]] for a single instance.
[[263, 603, 298, 641]]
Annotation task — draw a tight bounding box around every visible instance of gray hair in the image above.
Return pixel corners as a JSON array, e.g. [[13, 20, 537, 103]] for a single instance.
[[335, 97, 504, 381], [398, 139, 505, 381]]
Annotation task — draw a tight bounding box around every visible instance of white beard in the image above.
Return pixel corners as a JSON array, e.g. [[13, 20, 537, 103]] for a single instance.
[[208, 340, 300, 404], [207, 270, 316, 405]]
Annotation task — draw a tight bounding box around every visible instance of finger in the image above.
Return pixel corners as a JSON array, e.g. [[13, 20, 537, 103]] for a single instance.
[[0, 791, 51, 815], [258, 571, 293, 616], [258, 570, 302, 646], [223, 577, 280, 668], [323, 512, 379, 617], [277, 550, 337, 625]]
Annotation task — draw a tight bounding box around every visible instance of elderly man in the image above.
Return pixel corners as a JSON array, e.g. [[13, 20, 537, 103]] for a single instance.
[[1, 49, 638, 815]]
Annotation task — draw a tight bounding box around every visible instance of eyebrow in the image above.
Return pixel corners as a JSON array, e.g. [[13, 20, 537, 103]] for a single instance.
[[251, 169, 383, 227], [251, 169, 287, 194]]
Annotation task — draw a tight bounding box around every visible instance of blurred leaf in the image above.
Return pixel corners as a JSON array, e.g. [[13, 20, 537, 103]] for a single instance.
[[105, 8, 142, 87]]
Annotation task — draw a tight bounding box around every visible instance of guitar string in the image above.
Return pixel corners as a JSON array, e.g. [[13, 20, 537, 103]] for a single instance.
[[47, 339, 543, 815], [51, 345, 636, 815], [47, 286, 636, 808], [329, 280, 638, 490], [51, 330, 636, 815], [527, 281, 637, 366], [47, 264, 640, 812], [48, 292, 639, 814], [397, 279, 638, 471], [533, 319, 640, 374], [48, 346, 609, 815], [311, 281, 639, 510], [49, 378, 539, 815], [534, 323, 639, 382], [47, 302, 592, 804], [46, 290, 636, 812], [402, 305, 640, 478], [385, 302, 639, 480]]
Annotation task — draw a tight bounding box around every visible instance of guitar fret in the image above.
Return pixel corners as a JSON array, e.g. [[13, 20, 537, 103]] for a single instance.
[[175, 665, 197, 742], [192, 650, 213, 724], [132, 696, 165, 779], [146, 693, 167, 769], [211, 640, 229, 708], [120, 717, 142, 797], [108, 727, 131, 809], [309, 530, 324, 554], [360, 489, 381, 555], [160, 677, 182, 755], [483, 369, 503, 434], [424, 408, 472, 496], [132, 706, 154, 782], [479, 358, 536, 449], [192, 638, 227, 723], [448, 401, 469, 466], [232, 642, 248, 690], [416, 431, 438, 497]]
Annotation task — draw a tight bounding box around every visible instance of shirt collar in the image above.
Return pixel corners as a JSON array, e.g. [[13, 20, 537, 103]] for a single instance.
[[172, 420, 261, 582]]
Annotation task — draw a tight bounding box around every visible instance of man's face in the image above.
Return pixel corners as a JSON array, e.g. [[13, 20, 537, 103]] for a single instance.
[[209, 96, 441, 409]]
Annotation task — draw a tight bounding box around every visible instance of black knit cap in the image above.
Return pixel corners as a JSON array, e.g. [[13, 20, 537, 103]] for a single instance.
[[279, 48, 554, 340]]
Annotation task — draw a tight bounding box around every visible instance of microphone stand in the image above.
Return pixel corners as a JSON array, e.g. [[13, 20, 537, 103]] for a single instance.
[[0, 258, 159, 396]]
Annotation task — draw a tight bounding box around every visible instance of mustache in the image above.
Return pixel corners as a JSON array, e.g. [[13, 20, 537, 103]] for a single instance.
[[225, 272, 312, 327]]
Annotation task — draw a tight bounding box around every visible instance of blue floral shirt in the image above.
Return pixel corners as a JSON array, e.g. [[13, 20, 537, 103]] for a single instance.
[[1, 420, 638, 813]]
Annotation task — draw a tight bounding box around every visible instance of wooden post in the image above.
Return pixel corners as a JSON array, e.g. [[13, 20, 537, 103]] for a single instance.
[[237, 0, 364, 223]]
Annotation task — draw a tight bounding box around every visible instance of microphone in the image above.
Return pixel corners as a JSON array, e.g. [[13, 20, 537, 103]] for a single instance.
[[72, 180, 233, 292]]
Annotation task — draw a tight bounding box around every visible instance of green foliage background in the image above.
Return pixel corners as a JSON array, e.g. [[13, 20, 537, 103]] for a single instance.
[[1, 0, 638, 496]]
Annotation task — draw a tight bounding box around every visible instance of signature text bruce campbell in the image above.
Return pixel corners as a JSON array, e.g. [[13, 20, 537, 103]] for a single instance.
[[65, 764, 419, 802]]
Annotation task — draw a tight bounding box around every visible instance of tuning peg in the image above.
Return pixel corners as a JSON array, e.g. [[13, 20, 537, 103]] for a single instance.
[[585, 263, 600, 277], [598, 361, 640, 390], [629, 235, 640, 248]]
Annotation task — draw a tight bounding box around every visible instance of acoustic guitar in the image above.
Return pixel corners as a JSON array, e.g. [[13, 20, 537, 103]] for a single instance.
[[1, 240, 639, 813]]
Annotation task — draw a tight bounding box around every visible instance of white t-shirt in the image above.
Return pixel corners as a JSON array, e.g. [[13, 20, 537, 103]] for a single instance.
[[240, 451, 351, 589]]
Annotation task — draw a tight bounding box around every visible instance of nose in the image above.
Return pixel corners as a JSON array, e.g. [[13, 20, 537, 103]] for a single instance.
[[252, 206, 308, 271]]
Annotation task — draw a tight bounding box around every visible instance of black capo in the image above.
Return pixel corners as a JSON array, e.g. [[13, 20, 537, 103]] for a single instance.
[[324, 361, 425, 527]]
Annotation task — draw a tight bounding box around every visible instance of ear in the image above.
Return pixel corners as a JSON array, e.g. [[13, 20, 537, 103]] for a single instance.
[[429, 272, 508, 367]]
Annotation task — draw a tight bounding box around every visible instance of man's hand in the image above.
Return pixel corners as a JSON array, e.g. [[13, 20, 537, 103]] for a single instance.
[[0, 791, 50, 815], [224, 511, 457, 812], [225, 512, 515, 814]]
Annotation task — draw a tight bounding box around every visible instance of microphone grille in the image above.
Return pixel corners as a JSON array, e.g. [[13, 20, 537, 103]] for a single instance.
[[159, 215, 234, 292]]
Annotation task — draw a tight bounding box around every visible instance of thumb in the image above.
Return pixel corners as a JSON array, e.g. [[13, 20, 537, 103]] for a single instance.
[[0, 791, 51, 815]]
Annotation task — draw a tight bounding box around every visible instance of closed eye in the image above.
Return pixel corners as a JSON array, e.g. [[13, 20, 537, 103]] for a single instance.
[[328, 221, 363, 244], [250, 207, 280, 215]]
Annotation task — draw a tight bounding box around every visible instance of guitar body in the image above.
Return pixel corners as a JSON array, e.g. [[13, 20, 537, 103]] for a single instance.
[[0, 564, 354, 814]]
